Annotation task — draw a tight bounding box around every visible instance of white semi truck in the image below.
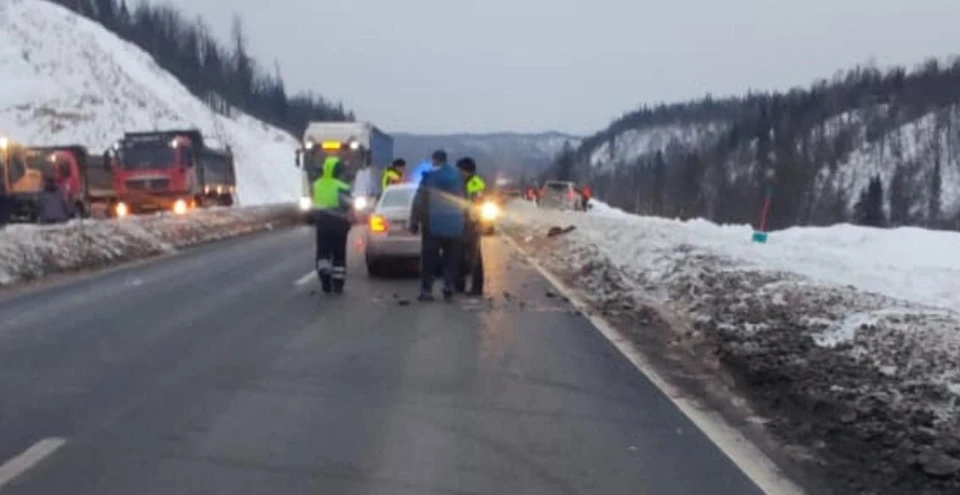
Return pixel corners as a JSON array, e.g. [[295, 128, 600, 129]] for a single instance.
[[295, 122, 393, 222]]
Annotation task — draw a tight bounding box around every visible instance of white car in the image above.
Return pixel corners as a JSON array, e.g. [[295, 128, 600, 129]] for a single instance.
[[363, 184, 421, 276]]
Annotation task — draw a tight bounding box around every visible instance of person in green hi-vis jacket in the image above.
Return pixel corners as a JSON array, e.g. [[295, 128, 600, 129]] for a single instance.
[[312, 156, 353, 294]]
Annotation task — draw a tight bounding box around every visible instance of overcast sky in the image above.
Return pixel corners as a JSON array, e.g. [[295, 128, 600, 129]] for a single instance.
[[160, 0, 960, 135]]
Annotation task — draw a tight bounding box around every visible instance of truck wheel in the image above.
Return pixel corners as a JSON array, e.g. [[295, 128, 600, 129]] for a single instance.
[[219, 193, 234, 207]]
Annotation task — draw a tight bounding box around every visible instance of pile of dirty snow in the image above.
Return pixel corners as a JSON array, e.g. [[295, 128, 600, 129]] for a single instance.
[[503, 200, 960, 493], [0, 0, 300, 205], [0, 205, 298, 285]]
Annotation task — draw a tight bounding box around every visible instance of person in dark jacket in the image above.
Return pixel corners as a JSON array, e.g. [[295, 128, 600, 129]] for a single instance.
[[37, 176, 73, 224], [456, 157, 485, 295], [409, 150, 466, 301]]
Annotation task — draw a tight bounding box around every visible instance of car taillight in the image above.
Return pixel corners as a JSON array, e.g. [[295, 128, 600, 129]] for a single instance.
[[369, 214, 388, 233]]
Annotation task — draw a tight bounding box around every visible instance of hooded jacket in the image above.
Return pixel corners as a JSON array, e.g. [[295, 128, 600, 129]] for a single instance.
[[312, 157, 352, 212]]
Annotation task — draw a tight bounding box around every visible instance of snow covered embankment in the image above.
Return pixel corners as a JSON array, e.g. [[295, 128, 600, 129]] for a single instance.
[[503, 200, 960, 493], [0, 205, 299, 286], [0, 0, 300, 205]]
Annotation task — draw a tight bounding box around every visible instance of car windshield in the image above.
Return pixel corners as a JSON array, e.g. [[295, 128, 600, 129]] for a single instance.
[[121, 145, 176, 169], [379, 188, 415, 209], [546, 182, 570, 191]]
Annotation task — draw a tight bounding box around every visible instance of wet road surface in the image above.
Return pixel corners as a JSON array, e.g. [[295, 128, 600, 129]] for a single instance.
[[0, 227, 764, 494]]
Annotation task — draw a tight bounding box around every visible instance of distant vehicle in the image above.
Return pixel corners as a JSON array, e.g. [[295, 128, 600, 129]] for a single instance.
[[295, 121, 393, 223], [363, 183, 420, 277], [0, 137, 114, 222], [26, 145, 116, 219], [105, 129, 236, 217], [539, 180, 579, 210]]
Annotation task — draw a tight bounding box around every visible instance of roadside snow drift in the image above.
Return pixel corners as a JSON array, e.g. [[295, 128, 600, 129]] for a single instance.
[[0, 205, 299, 285], [0, 0, 300, 205], [504, 200, 960, 494]]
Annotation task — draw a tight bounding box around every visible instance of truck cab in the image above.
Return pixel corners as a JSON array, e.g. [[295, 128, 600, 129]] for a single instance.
[[0, 137, 48, 222], [107, 129, 235, 216]]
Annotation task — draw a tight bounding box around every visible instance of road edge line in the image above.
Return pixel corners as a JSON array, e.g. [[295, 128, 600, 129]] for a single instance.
[[0, 437, 67, 488], [502, 234, 804, 495]]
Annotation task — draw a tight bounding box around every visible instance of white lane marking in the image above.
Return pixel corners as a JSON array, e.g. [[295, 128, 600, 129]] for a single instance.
[[502, 236, 804, 495], [0, 437, 67, 488], [294, 271, 315, 286]]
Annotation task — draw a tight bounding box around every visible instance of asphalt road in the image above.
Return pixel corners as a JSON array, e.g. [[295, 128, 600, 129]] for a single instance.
[[0, 226, 765, 494]]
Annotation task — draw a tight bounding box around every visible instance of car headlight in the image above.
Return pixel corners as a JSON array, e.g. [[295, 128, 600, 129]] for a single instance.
[[480, 201, 500, 221], [115, 201, 129, 218], [298, 197, 312, 211], [353, 196, 368, 210], [172, 199, 188, 215]]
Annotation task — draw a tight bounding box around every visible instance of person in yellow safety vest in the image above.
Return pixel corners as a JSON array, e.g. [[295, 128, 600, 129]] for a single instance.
[[456, 157, 486, 295], [312, 156, 353, 294], [381, 158, 406, 191]]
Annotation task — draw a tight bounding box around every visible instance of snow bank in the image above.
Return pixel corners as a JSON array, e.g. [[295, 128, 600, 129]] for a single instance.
[[504, 200, 960, 493], [0, 0, 300, 205], [0, 205, 299, 285]]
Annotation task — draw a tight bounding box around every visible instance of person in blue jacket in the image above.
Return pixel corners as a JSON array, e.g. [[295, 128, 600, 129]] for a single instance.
[[409, 150, 466, 301]]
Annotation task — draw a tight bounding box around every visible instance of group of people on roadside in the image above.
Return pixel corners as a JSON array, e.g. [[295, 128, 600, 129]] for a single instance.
[[308, 148, 487, 301]]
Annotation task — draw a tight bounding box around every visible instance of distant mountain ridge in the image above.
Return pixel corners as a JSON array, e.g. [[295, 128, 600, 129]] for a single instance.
[[393, 131, 581, 179]]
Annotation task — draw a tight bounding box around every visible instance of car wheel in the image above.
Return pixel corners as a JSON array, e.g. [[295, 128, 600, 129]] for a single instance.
[[366, 256, 382, 277]]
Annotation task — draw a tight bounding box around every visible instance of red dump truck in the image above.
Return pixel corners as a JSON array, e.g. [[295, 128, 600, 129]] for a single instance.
[[22, 145, 116, 219], [105, 129, 236, 217]]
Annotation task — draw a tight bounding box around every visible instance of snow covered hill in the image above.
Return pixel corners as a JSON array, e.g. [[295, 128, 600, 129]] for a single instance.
[[394, 132, 580, 177], [0, 0, 300, 205], [586, 121, 726, 171]]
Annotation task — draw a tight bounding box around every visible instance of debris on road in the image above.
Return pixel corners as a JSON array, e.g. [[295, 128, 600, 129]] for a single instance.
[[546, 225, 576, 237]]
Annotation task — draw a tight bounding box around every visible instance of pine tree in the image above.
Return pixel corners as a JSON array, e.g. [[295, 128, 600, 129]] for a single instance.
[[928, 160, 942, 227], [854, 176, 886, 227], [888, 164, 911, 225]]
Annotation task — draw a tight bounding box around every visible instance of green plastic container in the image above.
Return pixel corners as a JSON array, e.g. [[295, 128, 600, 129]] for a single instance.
[[751, 231, 768, 243]]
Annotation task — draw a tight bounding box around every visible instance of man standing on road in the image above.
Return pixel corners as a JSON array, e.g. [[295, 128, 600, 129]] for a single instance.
[[409, 150, 465, 302], [37, 175, 74, 224], [456, 157, 486, 295], [312, 156, 353, 294]]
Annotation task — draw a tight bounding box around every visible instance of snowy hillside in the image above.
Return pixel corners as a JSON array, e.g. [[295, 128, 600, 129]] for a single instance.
[[0, 0, 300, 205], [394, 132, 580, 176], [587, 122, 726, 171], [822, 106, 960, 219]]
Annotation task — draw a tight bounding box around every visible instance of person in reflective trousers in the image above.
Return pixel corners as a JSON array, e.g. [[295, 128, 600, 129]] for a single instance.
[[381, 158, 406, 191], [456, 157, 486, 295], [312, 156, 353, 294]]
